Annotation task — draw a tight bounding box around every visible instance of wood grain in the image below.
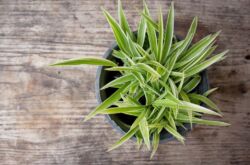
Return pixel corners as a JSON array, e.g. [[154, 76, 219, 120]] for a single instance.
[[0, 0, 249, 164]]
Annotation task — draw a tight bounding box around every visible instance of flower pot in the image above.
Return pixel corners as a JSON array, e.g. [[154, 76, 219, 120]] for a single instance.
[[95, 42, 209, 142]]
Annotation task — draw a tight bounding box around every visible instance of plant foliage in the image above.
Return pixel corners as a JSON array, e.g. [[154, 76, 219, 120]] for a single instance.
[[51, 0, 229, 158]]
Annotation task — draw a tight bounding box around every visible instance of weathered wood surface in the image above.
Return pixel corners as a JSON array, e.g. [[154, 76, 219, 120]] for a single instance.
[[0, 0, 249, 164]]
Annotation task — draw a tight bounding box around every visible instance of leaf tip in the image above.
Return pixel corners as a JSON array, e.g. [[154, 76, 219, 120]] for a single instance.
[[49, 63, 56, 67]]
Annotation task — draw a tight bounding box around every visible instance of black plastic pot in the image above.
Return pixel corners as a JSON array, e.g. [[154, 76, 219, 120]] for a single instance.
[[95, 42, 209, 142]]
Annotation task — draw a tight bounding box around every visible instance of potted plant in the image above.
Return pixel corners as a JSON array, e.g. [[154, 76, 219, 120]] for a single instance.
[[51, 1, 229, 158]]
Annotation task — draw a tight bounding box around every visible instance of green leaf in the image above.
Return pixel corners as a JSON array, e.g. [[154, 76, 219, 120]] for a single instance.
[[162, 2, 174, 63], [103, 8, 130, 54], [142, 83, 160, 96], [146, 60, 166, 71], [114, 50, 135, 64], [159, 80, 181, 103], [139, 117, 150, 150], [141, 12, 158, 30], [137, 8, 147, 47], [162, 16, 198, 81], [175, 35, 212, 68], [135, 63, 161, 79], [199, 45, 218, 62], [157, 7, 164, 62], [153, 99, 222, 116], [150, 132, 159, 159], [101, 74, 134, 90], [84, 82, 130, 121], [165, 112, 177, 131], [181, 101, 221, 116], [131, 108, 149, 129], [50, 57, 117, 67], [171, 71, 185, 77], [180, 16, 198, 53], [136, 134, 143, 150], [185, 50, 228, 78], [134, 43, 153, 60], [168, 78, 178, 97], [152, 107, 165, 123], [203, 87, 218, 97], [183, 75, 201, 93], [105, 66, 135, 72], [126, 33, 139, 57], [176, 32, 220, 70], [108, 126, 138, 151], [179, 90, 193, 128], [100, 106, 145, 116], [132, 72, 145, 85], [176, 114, 230, 126], [112, 50, 127, 60], [181, 45, 217, 71], [170, 40, 184, 55], [188, 93, 221, 113], [164, 124, 184, 143], [118, 0, 135, 41], [166, 16, 198, 67], [126, 95, 140, 105], [144, 1, 158, 58], [143, 88, 154, 105], [177, 73, 185, 92]]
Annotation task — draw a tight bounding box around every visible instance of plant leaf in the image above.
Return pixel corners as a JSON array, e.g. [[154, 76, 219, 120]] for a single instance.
[[185, 50, 228, 78], [131, 108, 149, 129], [177, 114, 230, 126], [136, 134, 143, 150], [106, 66, 135, 72], [101, 74, 134, 90], [103, 8, 130, 54], [150, 132, 159, 159], [165, 112, 177, 131], [84, 82, 130, 121], [203, 87, 218, 96], [162, 17, 198, 81], [177, 73, 185, 92], [141, 12, 158, 30], [162, 2, 174, 63], [142, 83, 160, 96], [100, 106, 145, 116], [50, 57, 117, 67], [188, 93, 221, 113], [179, 90, 193, 128], [168, 78, 178, 97], [164, 124, 184, 143], [183, 75, 201, 93], [135, 63, 161, 79], [118, 0, 135, 41], [176, 32, 220, 70], [139, 117, 150, 150], [157, 7, 164, 62], [181, 45, 217, 72], [137, 8, 147, 47], [108, 126, 139, 151], [135, 43, 153, 60], [112, 50, 127, 60], [144, 1, 158, 58], [153, 99, 222, 116], [126, 33, 139, 57], [152, 107, 165, 123]]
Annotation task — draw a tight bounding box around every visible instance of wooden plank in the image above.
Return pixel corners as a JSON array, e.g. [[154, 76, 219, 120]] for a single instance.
[[0, 0, 249, 164]]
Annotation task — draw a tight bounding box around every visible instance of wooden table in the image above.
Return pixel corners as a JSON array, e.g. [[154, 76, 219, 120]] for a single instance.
[[0, 0, 249, 164]]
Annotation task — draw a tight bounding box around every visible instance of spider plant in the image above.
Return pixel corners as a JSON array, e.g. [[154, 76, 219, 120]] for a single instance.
[[51, 0, 229, 158]]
